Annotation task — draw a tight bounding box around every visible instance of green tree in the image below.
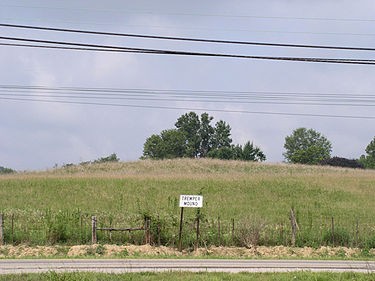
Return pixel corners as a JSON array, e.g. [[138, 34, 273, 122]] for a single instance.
[[283, 128, 332, 164], [175, 112, 201, 157], [359, 136, 375, 169], [211, 120, 232, 149], [207, 146, 234, 160], [365, 136, 375, 158], [93, 153, 119, 163], [143, 129, 186, 159], [142, 111, 266, 161], [160, 129, 186, 158], [0, 166, 15, 174], [198, 112, 214, 157], [242, 141, 266, 162], [207, 142, 266, 162]]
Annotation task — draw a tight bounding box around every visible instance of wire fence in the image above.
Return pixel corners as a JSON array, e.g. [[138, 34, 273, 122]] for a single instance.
[[0, 209, 374, 249]]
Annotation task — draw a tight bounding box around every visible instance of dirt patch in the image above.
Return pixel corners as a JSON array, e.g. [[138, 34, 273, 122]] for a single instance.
[[3, 245, 58, 258], [0, 244, 370, 259]]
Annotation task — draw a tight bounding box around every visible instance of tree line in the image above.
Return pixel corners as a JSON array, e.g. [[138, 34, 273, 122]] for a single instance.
[[142, 111, 375, 169], [142, 111, 266, 162], [1, 111, 374, 172]]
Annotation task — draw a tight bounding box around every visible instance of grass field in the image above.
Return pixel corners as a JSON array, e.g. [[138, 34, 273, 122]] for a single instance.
[[0, 159, 374, 248]]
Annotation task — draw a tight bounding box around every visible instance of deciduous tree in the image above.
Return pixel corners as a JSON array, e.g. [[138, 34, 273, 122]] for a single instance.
[[359, 136, 375, 169], [283, 128, 332, 164]]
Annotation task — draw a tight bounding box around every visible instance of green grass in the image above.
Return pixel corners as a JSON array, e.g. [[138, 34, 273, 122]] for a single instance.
[[1, 159, 375, 247], [1, 271, 375, 281]]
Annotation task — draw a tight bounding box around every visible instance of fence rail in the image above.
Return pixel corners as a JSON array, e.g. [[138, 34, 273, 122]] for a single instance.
[[92, 216, 151, 244]]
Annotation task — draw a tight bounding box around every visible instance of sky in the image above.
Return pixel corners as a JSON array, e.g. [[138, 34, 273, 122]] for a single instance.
[[0, 0, 375, 171]]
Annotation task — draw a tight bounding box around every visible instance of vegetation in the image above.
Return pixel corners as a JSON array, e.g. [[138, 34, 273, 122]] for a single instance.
[[0, 159, 375, 248], [320, 157, 364, 169], [283, 128, 332, 164], [1, 272, 375, 281], [360, 136, 375, 169], [143, 112, 265, 161], [0, 166, 15, 174]]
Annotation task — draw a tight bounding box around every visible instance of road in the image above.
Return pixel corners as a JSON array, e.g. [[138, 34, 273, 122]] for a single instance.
[[1, 259, 375, 274]]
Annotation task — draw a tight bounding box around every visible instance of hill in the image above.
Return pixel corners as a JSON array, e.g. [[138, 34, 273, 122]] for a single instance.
[[0, 159, 374, 248]]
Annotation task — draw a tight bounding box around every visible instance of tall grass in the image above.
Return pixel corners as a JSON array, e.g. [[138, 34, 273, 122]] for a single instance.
[[1, 159, 374, 247]]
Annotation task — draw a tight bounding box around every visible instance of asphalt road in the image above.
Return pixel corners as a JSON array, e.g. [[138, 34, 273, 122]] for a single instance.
[[1, 259, 375, 274]]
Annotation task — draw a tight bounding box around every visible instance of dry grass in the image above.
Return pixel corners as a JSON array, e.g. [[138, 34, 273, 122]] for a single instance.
[[1, 159, 374, 246]]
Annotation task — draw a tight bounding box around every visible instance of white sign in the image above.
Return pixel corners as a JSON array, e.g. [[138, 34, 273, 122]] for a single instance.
[[179, 195, 203, 208]]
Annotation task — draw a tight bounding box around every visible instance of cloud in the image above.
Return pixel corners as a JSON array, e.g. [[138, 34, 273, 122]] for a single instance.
[[1, 0, 374, 170]]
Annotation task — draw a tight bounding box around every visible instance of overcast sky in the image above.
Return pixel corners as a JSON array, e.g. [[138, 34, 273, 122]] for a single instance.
[[1, 1, 375, 171]]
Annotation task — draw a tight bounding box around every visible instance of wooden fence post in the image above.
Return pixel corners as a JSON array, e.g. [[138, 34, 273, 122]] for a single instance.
[[217, 217, 221, 246], [91, 216, 97, 244], [331, 216, 335, 246], [144, 217, 151, 245], [157, 216, 161, 247], [0, 214, 4, 246], [11, 214, 14, 244], [355, 219, 359, 247], [195, 214, 200, 251], [289, 208, 299, 247], [231, 218, 235, 244]]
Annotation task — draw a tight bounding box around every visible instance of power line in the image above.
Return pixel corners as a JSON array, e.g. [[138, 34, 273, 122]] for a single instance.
[[2, 23, 375, 52], [1, 85, 375, 120], [1, 96, 374, 120], [2, 85, 374, 99], [1, 37, 375, 65], [1, 92, 374, 107], [4, 19, 375, 38], [1, 86, 375, 106]]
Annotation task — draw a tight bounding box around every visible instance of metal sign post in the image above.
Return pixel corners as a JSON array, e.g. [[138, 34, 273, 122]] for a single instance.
[[178, 195, 203, 251]]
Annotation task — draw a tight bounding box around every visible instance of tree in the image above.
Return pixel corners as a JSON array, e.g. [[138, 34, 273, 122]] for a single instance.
[[283, 128, 332, 164], [242, 141, 266, 162], [320, 157, 364, 169], [198, 113, 214, 157], [143, 134, 163, 159], [143, 129, 186, 159], [0, 166, 15, 174], [142, 111, 266, 161], [211, 120, 232, 149], [365, 137, 375, 158], [359, 136, 375, 169], [175, 112, 202, 157], [93, 153, 119, 163], [207, 141, 266, 162]]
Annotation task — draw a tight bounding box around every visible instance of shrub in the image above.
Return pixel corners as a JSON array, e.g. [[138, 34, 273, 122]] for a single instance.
[[322, 228, 350, 247], [235, 217, 266, 249], [320, 157, 364, 169], [365, 235, 375, 249], [0, 166, 15, 174]]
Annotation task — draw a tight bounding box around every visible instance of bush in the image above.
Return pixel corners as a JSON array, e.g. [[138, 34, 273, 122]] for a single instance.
[[322, 228, 350, 247], [365, 235, 375, 249], [0, 166, 15, 174], [320, 157, 364, 169], [235, 217, 266, 249]]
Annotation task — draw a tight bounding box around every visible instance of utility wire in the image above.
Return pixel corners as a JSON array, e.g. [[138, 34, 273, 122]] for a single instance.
[[1, 23, 375, 52], [1, 37, 375, 65], [3, 20, 375, 37], [1, 96, 374, 120], [1, 85, 374, 101], [2, 87, 375, 102], [1, 92, 374, 107]]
